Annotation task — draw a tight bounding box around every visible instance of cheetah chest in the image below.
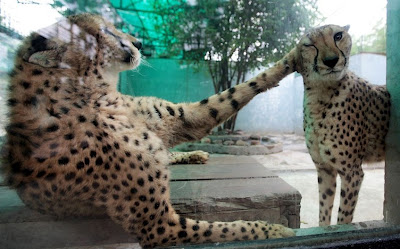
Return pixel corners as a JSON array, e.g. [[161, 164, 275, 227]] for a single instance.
[[303, 86, 349, 164]]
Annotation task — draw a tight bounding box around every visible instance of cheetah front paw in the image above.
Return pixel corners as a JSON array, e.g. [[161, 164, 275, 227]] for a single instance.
[[186, 150, 209, 164], [268, 224, 296, 239], [169, 150, 210, 164]]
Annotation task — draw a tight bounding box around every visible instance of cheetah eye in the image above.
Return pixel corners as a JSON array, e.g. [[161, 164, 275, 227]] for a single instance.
[[334, 32, 343, 42], [103, 28, 118, 38]]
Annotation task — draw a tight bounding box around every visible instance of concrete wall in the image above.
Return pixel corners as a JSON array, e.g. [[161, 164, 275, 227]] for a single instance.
[[384, 0, 400, 225], [349, 53, 386, 85], [235, 72, 304, 134]]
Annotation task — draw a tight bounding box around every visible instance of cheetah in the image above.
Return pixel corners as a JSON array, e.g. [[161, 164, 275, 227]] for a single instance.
[[4, 13, 297, 248], [292, 25, 390, 226]]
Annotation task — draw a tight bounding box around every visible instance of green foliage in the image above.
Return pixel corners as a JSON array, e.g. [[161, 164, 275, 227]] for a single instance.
[[153, 0, 319, 130], [352, 19, 386, 55], [154, 0, 319, 89]]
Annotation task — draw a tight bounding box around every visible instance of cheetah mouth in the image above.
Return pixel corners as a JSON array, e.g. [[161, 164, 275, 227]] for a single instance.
[[123, 53, 134, 63], [122, 51, 141, 69], [323, 69, 343, 76]]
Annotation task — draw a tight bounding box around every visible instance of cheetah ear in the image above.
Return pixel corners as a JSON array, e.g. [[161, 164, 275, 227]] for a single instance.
[[24, 34, 63, 68], [343, 25, 350, 32], [28, 50, 60, 68]]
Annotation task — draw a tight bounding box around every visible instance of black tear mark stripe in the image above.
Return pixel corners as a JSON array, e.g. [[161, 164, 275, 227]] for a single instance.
[[334, 42, 347, 67], [311, 45, 319, 73]]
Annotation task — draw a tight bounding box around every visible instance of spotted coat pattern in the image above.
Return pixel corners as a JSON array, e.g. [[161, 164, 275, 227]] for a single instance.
[[294, 25, 390, 226], [169, 150, 209, 165], [4, 14, 297, 248]]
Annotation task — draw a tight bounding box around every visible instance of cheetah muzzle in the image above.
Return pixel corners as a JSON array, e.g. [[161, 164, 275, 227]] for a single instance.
[[5, 13, 297, 248]]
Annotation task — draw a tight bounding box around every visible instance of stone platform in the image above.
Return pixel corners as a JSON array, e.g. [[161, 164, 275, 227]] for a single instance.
[[170, 156, 301, 227], [0, 156, 301, 249], [174, 135, 283, 155]]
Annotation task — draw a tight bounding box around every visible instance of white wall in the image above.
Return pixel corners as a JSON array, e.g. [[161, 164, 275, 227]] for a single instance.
[[235, 53, 386, 134], [348, 53, 386, 85]]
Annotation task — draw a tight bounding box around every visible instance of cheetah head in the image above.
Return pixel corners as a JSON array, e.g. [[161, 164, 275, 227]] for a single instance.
[[295, 25, 352, 83], [19, 13, 141, 75]]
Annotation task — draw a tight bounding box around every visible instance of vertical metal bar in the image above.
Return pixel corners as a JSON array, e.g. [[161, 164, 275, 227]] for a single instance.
[[384, 0, 400, 225]]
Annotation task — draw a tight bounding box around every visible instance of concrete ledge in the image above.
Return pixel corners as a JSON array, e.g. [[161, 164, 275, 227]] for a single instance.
[[175, 143, 283, 155], [174, 135, 283, 155], [0, 156, 301, 249]]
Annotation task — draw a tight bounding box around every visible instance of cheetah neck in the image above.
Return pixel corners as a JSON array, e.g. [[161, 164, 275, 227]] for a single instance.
[[102, 71, 119, 89], [303, 70, 351, 92], [303, 71, 351, 110]]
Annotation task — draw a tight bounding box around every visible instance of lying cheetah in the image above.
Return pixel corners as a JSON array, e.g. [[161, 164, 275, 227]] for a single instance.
[[5, 14, 296, 248], [293, 25, 390, 225]]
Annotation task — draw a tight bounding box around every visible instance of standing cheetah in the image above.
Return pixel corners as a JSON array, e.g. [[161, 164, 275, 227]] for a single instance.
[[4, 14, 297, 248], [293, 25, 390, 226]]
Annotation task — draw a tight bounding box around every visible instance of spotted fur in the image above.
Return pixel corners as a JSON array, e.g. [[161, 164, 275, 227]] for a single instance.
[[169, 151, 209, 164], [294, 25, 390, 225], [4, 14, 296, 248]]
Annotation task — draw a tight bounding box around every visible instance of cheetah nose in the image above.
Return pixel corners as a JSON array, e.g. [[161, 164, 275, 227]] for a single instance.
[[133, 41, 142, 50], [323, 56, 339, 68]]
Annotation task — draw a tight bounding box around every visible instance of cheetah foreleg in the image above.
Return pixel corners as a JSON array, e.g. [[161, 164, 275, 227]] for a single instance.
[[156, 49, 297, 147], [337, 166, 364, 224], [316, 164, 338, 226]]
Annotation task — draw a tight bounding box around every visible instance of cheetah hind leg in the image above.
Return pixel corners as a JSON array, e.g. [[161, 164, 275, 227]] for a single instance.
[[337, 165, 364, 224], [136, 213, 295, 247], [169, 150, 210, 165], [316, 164, 338, 226], [100, 181, 294, 247]]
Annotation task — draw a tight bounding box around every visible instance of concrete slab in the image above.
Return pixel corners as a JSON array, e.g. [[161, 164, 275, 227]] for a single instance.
[[170, 156, 277, 180], [0, 155, 301, 249], [169, 156, 300, 228], [175, 143, 283, 155], [171, 178, 300, 227]]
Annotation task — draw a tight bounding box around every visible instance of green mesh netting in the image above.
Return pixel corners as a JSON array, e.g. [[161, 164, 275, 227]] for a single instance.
[[109, 0, 181, 58]]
